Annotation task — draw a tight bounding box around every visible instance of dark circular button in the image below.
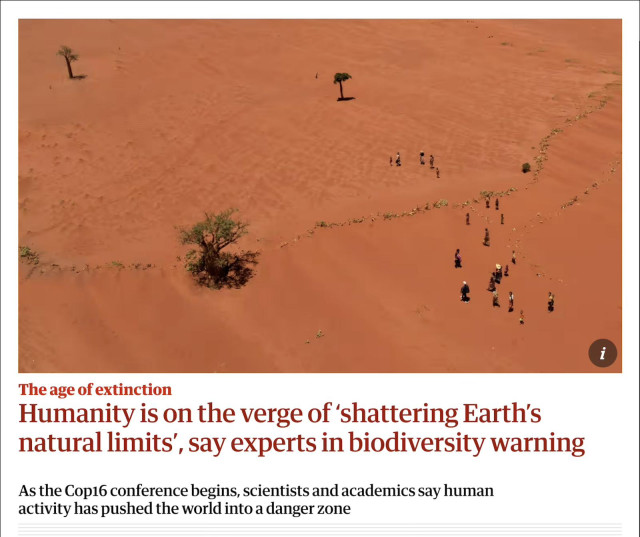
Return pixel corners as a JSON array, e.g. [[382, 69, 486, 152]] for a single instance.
[[588, 339, 617, 368]]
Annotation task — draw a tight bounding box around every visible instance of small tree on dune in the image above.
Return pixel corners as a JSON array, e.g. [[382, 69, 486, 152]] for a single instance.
[[333, 72, 352, 100], [57, 46, 79, 79], [178, 209, 259, 289]]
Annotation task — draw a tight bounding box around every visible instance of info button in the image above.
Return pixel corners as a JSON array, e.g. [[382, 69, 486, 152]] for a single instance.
[[588, 339, 617, 368]]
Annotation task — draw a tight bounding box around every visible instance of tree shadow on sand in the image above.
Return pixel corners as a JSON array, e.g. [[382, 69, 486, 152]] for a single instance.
[[193, 251, 260, 290]]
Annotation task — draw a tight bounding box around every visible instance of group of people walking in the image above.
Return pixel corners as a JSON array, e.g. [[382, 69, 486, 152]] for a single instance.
[[456, 252, 531, 324], [391, 151, 440, 178], [462, 198, 527, 319], [389, 151, 554, 323], [455, 204, 555, 323], [456, 249, 555, 323]]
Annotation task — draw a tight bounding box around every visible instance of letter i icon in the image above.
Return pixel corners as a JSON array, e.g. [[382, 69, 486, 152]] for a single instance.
[[589, 339, 617, 368]]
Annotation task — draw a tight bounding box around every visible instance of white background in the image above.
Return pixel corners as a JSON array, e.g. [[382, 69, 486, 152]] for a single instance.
[[2, 2, 639, 536]]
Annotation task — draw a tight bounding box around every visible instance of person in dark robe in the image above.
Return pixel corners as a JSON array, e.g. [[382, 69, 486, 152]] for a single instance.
[[483, 228, 490, 246], [460, 281, 470, 302], [495, 264, 503, 284]]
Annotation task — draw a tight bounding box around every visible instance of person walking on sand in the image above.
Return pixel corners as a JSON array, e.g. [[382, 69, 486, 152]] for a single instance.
[[483, 228, 490, 247], [501, 213, 504, 225], [511, 250, 516, 264], [436, 167, 440, 178], [390, 155, 393, 166], [519, 309, 525, 324], [548, 291, 555, 312], [460, 281, 470, 303], [466, 212, 470, 225], [492, 289, 500, 307], [508, 291, 514, 312], [429, 154, 434, 169], [395, 152, 402, 166], [495, 264, 503, 284], [486, 198, 490, 209], [495, 198, 500, 211], [454, 249, 462, 268], [420, 151, 425, 165], [504, 265, 509, 277], [488, 275, 496, 292]]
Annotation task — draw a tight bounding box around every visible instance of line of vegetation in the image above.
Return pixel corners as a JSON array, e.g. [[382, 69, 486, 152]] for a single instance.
[[562, 159, 620, 209], [530, 81, 614, 182], [532, 128, 564, 177], [560, 196, 579, 209], [313, 198, 453, 228], [479, 188, 518, 199]]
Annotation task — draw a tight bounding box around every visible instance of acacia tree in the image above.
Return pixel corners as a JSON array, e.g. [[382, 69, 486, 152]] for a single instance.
[[57, 46, 79, 79], [333, 72, 352, 100], [178, 209, 259, 289]]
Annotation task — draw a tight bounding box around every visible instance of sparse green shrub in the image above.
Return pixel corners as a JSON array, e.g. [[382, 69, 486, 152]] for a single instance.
[[522, 162, 531, 173], [19, 246, 39, 265]]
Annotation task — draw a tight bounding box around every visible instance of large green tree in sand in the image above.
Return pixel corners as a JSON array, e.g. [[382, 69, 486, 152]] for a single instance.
[[178, 209, 259, 289]]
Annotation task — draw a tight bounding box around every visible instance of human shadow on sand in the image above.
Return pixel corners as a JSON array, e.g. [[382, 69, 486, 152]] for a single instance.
[[337, 97, 356, 102], [72, 74, 88, 80]]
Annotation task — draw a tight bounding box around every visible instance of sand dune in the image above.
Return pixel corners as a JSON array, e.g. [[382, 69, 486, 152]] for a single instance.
[[18, 20, 621, 372]]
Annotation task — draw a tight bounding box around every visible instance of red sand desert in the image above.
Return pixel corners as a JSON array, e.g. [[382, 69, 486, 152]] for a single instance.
[[18, 20, 622, 373]]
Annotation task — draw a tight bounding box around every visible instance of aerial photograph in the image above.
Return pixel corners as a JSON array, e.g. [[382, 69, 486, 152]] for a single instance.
[[18, 19, 622, 372]]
